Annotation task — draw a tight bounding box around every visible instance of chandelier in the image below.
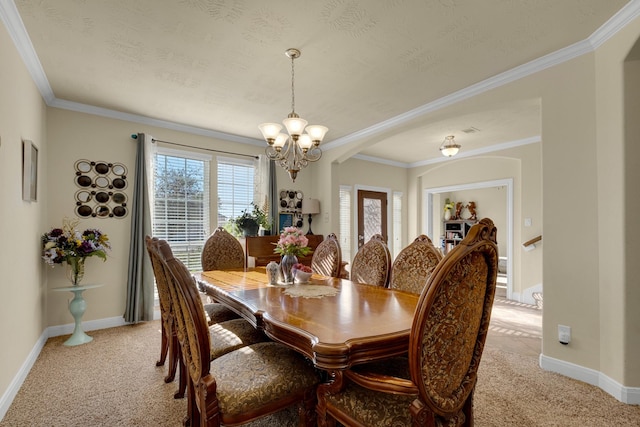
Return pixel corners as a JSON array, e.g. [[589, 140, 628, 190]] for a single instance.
[[439, 135, 461, 157], [259, 48, 328, 182]]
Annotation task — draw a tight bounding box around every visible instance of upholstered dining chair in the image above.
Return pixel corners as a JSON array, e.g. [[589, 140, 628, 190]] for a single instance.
[[311, 233, 343, 278], [389, 234, 443, 294], [350, 234, 392, 287], [201, 227, 245, 271], [199, 227, 245, 325], [145, 236, 179, 387], [147, 237, 267, 400], [156, 238, 321, 427], [199, 228, 268, 357], [317, 218, 499, 427]]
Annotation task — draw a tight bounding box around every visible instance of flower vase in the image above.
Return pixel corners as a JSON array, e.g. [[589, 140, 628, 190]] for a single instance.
[[280, 254, 298, 284], [66, 257, 86, 286], [444, 209, 452, 221]]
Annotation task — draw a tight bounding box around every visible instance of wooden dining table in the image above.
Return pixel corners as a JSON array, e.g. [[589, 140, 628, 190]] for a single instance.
[[195, 268, 419, 371]]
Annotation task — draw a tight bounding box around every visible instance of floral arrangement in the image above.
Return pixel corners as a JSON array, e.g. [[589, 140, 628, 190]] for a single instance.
[[273, 226, 312, 257], [443, 198, 455, 212], [42, 218, 110, 284]]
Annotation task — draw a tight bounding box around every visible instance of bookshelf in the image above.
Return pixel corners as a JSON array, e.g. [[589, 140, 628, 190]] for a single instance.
[[443, 219, 477, 254]]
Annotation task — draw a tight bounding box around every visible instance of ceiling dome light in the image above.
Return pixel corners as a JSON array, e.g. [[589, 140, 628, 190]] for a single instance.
[[439, 135, 460, 157]]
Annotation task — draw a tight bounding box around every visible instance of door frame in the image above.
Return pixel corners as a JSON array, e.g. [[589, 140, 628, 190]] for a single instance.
[[353, 185, 392, 254], [423, 178, 513, 299]]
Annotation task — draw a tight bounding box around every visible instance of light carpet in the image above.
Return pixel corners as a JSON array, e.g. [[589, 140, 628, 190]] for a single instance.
[[1, 320, 638, 426]]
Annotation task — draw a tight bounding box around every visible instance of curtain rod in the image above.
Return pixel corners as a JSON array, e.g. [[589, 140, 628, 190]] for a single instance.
[[130, 134, 259, 159]]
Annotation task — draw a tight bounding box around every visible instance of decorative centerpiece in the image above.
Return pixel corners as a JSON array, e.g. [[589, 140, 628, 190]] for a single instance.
[[42, 218, 110, 285], [273, 226, 311, 284], [292, 263, 313, 283]]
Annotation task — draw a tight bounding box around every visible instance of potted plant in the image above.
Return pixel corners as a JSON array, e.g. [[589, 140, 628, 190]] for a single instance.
[[253, 202, 272, 235], [232, 203, 269, 237]]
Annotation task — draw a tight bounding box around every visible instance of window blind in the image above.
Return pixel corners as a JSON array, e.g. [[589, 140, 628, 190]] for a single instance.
[[339, 186, 352, 269], [217, 157, 255, 228], [153, 149, 210, 271], [393, 191, 403, 259]]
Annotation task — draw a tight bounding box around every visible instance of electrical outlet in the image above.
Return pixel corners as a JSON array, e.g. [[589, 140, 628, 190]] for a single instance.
[[558, 325, 571, 345]]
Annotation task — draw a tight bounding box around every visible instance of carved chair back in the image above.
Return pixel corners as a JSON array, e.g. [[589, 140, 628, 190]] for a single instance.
[[311, 233, 342, 278], [350, 234, 391, 287], [146, 236, 172, 329], [155, 239, 216, 425], [145, 236, 178, 381], [408, 218, 498, 423], [389, 234, 443, 294], [201, 227, 245, 271]]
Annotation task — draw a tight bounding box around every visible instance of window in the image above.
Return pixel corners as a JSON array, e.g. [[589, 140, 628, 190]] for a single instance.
[[339, 186, 352, 269], [153, 148, 210, 271], [217, 157, 255, 228], [393, 191, 403, 259]]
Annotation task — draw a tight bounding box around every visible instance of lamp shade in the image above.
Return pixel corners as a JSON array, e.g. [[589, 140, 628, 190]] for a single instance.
[[259, 123, 282, 141], [439, 135, 461, 157], [301, 198, 320, 215], [283, 117, 308, 136], [440, 146, 460, 157], [305, 125, 329, 143]]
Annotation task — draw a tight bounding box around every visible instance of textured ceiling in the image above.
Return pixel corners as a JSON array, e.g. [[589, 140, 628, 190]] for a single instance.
[[8, 0, 633, 164]]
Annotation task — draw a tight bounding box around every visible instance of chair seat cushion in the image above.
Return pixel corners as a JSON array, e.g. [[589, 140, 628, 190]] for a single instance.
[[210, 342, 320, 417], [327, 380, 467, 427], [209, 318, 268, 360], [326, 380, 416, 427], [203, 302, 240, 325]]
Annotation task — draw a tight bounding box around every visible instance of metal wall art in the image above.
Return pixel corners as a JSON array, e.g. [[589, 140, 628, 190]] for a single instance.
[[278, 189, 303, 230], [74, 160, 128, 218]]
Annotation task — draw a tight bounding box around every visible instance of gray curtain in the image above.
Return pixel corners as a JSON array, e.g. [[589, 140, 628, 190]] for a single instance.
[[124, 133, 154, 323], [268, 160, 278, 234]]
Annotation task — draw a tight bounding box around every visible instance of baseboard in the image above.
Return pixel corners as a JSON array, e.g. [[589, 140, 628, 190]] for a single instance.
[[540, 354, 640, 404], [1, 315, 131, 421], [0, 329, 48, 420]]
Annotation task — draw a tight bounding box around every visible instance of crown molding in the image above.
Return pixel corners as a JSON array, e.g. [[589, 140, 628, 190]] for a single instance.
[[350, 154, 410, 168], [0, 1, 54, 104], [50, 98, 263, 146], [590, 0, 640, 49]]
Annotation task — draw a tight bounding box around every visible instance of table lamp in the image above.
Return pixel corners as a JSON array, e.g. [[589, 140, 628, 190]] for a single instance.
[[301, 198, 320, 235]]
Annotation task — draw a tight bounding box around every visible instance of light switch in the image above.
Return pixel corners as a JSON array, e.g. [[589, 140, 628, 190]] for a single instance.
[[524, 218, 532, 227]]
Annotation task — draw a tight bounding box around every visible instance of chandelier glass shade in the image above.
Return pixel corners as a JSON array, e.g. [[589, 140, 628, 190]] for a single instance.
[[439, 135, 461, 157], [259, 48, 328, 182]]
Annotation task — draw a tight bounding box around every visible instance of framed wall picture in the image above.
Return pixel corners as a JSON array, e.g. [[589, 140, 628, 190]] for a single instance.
[[278, 213, 293, 232], [22, 139, 38, 202]]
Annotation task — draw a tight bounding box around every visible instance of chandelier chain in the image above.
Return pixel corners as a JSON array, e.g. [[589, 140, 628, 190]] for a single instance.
[[290, 53, 296, 115]]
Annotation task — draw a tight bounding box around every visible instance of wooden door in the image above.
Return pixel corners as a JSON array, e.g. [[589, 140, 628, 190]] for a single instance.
[[357, 190, 388, 249]]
